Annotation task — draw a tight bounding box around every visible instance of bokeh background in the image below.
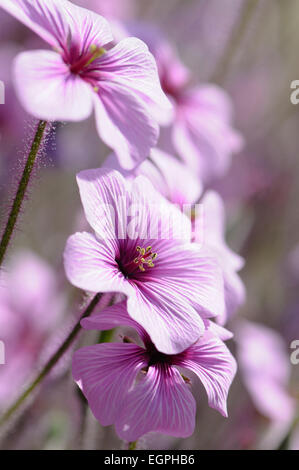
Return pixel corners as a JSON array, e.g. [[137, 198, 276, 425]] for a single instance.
[[0, 0, 299, 450]]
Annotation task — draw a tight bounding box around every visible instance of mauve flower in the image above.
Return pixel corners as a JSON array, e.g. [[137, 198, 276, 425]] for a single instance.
[[0, 251, 64, 405], [64, 168, 225, 354], [121, 23, 243, 181], [105, 147, 203, 207], [105, 152, 245, 324], [0, 0, 171, 169], [72, 301, 237, 441], [235, 320, 296, 423]]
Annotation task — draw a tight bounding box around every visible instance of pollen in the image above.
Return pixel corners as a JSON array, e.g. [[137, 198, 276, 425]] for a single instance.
[[86, 45, 106, 66], [135, 246, 157, 272]]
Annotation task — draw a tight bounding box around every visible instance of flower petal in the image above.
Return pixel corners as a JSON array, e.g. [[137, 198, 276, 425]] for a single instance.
[[76, 168, 129, 240], [172, 86, 243, 183], [63, 231, 127, 294], [116, 364, 196, 441], [130, 175, 192, 241], [81, 300, 149, 344], [204, 319, 234, 341], [13, 50, 93, 121], [199, 191, 245, 322], [0, 0, 113, 51], [147, 148, 203, 205], [95, 37, 172, 124], [127, 282, 205, 355], [72, 343, 147, 426], [0, 0, 70, 48], [175, 332, 237, 417], [93, 81, 159, 170], [150, 243, 226, 320], [201, 191, 244, 271]]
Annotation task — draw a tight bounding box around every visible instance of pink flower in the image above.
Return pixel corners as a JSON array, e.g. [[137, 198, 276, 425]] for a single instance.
[[236, 320, 296, 423], [0, 251, 64, 405], [105, 147, 203, 207], [122, 23, 243, 181], [72, 302, 237, 441], [105, 152, 245, 324], [64, 168, 225, 354], [0, 0, 171, 169]]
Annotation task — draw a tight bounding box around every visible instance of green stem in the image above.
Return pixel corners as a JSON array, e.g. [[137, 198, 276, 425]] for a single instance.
[[0, 120, 48, 266], [128, 441, 137, 450], [0, 293, 102, 427], [98, 329, 115, 343]]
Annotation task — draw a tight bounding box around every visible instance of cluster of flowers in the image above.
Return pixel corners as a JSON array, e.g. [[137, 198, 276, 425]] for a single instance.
[[0, 0, 246, 442]]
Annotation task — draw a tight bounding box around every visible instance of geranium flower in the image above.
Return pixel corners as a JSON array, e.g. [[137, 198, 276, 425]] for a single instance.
[[105, 151, 245, 324], [120, 23, 243, 181], [0, 0, 171, 169], [0, 251, 64, 406], [72, 302, 237, 441], [235, 320, 295, 422], [64, 168, 225, 354]]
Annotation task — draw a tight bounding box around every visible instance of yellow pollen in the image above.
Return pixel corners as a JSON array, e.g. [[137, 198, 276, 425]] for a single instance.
[[85, 45, 106, 67], [134, 246, 157, 273]]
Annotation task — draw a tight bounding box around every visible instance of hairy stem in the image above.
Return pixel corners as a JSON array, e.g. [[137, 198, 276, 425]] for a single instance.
[[0, 293, 102, 427], [0, 120, 48, 266]]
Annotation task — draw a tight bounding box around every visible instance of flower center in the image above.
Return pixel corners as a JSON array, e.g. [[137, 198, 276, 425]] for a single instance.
[[68, 44, 106, 75], [118, 246, 158, 278], [133, 246, 157, 272]]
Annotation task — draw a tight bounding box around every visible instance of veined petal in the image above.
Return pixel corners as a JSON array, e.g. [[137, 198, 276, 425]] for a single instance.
[[93, 82, 159, 170], [76, 168, 129, 240], [172, 86, 243, 182], [148, 148, 203, 205], [63, 231, 127, 294], [130, 174, 192, 241], [72, 343, 147, 426], [127, 284, 205, 355], [150, 243, 226, 320], [116, 364, 196, 441], [201, 191, 244, 271], [0, 0, 113, 52], [95, 37, 172, 124], [63, 2, 113, 53], [13, 50, 93, 121], [0, 0, 70, 48], [175, 332, 237, 417], [204, 319, 234, 341], [222, 269, 246, 324], [81, 300, 150, 344]]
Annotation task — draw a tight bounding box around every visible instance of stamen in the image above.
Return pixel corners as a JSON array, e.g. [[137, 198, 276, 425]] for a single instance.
[[85, 45, 106, 66], [181, 374, 191, 385], [120, 245, 158, 277], [134, 245, 157, 273]]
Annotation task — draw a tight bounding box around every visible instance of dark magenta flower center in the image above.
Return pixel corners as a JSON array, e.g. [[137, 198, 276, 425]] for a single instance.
[[117, 245, 157, 279]]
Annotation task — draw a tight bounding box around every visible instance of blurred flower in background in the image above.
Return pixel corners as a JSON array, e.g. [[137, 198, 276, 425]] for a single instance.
[[0, 251, 65, 406]]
